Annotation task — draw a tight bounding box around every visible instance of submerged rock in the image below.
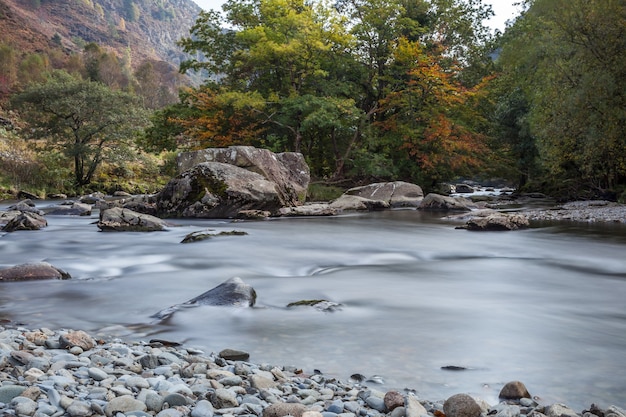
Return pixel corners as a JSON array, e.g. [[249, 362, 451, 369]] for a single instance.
[[42, 201, 92, 216], [0, 262, 70, 281], [181, 229, 248, 243], [286, 299, 343, 312], [152, 277, 257, 320]]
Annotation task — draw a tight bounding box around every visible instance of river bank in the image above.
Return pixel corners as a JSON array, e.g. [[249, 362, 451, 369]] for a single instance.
[[1, 326, 625, 417], [519, 200, 626, 223]]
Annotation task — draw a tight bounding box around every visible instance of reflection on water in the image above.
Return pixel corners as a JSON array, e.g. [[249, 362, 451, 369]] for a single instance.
[[1, 206, 626, 410]]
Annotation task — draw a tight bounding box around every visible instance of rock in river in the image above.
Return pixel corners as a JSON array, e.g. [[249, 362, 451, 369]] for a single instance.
[[155, 162, 284, 218], [0, 262, 70, 281], [97, 207, 169, 231], [152, 277, 257, 320]]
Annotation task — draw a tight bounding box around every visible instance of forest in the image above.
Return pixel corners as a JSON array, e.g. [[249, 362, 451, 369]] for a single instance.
[[0, 0, 624, 201]]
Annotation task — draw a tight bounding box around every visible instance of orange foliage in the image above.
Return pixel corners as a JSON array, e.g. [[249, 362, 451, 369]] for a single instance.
[[172, 88, 265, 150], [378, 38, 491, 179]]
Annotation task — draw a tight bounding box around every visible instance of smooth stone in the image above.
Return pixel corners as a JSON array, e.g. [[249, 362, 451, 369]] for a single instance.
[[263, 402, 307, 417], [88, 367, 108, 381], [365, 397, 386, 413], [58, 330, 95, 351], [156, 409, 185, 417], [391, 406, 406, 417], [323, 413, 339, 417], [191, 399, 215, 417], [144, 390, 165, 412], [219, 376, 244, 386], [164, 392, 189, 406], [499, 381, 531, 400], [0, 385, 27, 403], [219, 348, 250, 361], [126, 376, 150, 389], [36, 403, 60, 415], [328, 400, 345, 414], [66, 400, 92, 417], [139, 354, 160, 369], [11, 396, 38, 416], [443, 394, 481, 417], [212, 388, 239, 409], [491, 404, 520, 417], [384, 391, 404, 412], [405, 396, 428, 417], [105, 395, 148, 416], [250, 374, 278, 390], [545, 404, 579, 417]]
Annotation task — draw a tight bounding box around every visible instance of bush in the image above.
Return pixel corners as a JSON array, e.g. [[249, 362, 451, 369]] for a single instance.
[[306, 183, 345, 202]]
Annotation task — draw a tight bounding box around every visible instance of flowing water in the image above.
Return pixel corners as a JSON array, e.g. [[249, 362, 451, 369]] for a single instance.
[[1, 202, 625, 411]]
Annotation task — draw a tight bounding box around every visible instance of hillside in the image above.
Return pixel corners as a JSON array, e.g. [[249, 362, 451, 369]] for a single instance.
[[0, 0, 202, 69]]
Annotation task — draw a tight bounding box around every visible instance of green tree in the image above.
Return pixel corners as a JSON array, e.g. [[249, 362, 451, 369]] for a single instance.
[[497, 0, 626, 195], [10, 70, 148, 188], [176, 0, 496, 184]]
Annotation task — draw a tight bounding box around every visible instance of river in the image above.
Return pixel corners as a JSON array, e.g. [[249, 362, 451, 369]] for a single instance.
[[1, 203, 625, 411]]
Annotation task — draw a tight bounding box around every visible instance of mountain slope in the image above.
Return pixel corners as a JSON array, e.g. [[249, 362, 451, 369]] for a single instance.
[[0, 0, 202, 68]]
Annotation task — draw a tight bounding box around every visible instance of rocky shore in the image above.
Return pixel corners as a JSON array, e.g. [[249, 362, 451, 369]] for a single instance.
[[1, 326, 624, 417], [520, 200, 626, 223]]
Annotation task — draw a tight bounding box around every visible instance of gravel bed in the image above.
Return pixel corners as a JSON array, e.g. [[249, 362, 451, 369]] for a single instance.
[[521, 201, 626, 223], [1, 326, 625, 417]]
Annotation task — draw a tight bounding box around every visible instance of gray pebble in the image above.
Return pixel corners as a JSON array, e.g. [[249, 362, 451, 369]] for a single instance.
[[66, 400, 91, 417], [88, 367, 108, 381], [0, 385, 27, 403], [164, 392, 189, 406], [365, 397, 386, 413], [11, 396, 38, 416], [192, 399, 215, 417]]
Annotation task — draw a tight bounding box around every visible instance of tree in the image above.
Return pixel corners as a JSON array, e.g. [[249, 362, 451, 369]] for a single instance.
[[176, 0, 497, 185], [497, 0, 626, 194], [10, 70, 148, 188], [377, 38, 492, 186]]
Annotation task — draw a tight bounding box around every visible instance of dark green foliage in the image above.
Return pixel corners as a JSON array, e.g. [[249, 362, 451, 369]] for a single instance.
[[495, 0, 626, 197], [10, 70, 149, 189]]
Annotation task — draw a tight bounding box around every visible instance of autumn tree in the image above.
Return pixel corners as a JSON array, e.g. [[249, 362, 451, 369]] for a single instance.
[[10, 70, 148, 188], [170, 0, 497, 185]]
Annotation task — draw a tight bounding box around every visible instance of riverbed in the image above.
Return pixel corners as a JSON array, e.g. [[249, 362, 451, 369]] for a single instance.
[[1, 204, 625, 410]]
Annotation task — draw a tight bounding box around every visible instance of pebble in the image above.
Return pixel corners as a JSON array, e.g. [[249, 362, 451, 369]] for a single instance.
[[0, 325, 623, 417]]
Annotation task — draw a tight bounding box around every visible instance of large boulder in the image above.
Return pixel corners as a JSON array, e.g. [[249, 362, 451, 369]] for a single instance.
[[418, 193, 474, 211], [329, 181, 424, 212], [97, 207, 169, 231], [155, 162, 284, 218], [0, 262, 71, 281], [177, 146, 310, 205], [344, 181, 424, 208], [330, 194, 390, 211], [152, 277, 257, 320]]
